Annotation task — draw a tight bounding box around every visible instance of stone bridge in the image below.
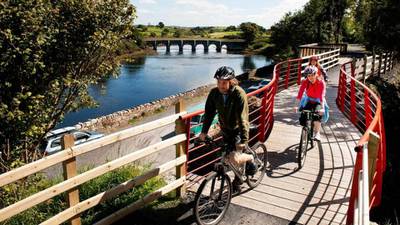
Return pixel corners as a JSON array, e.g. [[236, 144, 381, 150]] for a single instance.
[[144, 38, 246, 53]]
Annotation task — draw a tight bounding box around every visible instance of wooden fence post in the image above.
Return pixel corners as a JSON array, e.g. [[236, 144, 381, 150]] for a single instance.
[[371, 53, 376, 76], [378, 54, 382, 77], [368, 132, 380, 193], [383, 53, 388, 74], [61, 134, 81, 225], [175, 99, 187, 198], [362, 54, 368, 83]]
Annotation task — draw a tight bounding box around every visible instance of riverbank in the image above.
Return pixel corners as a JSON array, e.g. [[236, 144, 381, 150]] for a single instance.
[[76, 84, 215, 134], [116, 47, 157, 63]]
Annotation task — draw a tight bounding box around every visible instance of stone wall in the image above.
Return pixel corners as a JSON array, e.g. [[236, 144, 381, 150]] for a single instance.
[[74, 84, 215, 131]]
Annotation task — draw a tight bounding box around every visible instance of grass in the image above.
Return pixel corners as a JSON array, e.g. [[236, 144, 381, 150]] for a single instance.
[[139, 26, 243, 39], [129, 117, 139, 125]]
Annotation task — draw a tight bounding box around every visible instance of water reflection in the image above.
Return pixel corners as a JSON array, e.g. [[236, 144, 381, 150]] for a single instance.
[[58, 47, 271, 127]]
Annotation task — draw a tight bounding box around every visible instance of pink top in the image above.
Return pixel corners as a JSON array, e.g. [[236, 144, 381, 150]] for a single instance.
[[296, 79, 326, 105]]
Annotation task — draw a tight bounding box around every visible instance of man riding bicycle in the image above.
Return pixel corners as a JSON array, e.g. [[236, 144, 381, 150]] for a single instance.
[[199, 66, 257, 193], [295, 65, 327, 141]]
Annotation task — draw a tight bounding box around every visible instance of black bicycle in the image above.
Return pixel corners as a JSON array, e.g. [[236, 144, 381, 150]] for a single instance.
[[298, 110, 320, 169], [193, 137, 267, 225]]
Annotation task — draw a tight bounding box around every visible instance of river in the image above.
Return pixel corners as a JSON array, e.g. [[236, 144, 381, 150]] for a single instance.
[[58, 46, 272, 127]]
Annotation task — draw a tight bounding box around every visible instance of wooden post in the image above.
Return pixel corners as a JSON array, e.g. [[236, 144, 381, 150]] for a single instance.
[[383, 53, 388, 74], [174, 99, 187, 198], [368, 132, 380, 193], [362, 54, 368, 83], [61, 134, 81, 225], [351, 57, 357, 78], [371, 53, 376, 76], [378, 53, 382, 77]]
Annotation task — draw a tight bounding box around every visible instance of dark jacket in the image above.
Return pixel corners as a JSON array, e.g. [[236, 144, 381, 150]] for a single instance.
[[201, 85, 249, 143]]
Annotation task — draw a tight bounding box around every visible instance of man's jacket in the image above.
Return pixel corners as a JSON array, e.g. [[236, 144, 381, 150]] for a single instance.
[[201, 85, 249, 143]]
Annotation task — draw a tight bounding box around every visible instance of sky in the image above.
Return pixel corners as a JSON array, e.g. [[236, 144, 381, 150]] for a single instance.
[[130, 0, 309, 28]]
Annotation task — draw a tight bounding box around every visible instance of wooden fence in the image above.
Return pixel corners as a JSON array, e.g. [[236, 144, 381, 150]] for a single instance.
[[0, 110, 188, 225], [299, 43, 348, 57], [352, 52, 396, 83]]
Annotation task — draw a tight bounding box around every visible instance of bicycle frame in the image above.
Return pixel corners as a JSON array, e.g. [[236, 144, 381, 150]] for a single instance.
[[213, 145, 249, 184]]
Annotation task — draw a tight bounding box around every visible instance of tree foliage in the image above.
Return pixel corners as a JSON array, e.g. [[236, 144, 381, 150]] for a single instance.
[[239, 22, 265, 44], [270, 0, 399, 56], [0, 0, 136, 171], [270, 0, 348, 56]]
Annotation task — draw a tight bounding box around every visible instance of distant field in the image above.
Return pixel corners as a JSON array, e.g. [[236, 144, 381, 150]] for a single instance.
[[138, 26, 242, 39]]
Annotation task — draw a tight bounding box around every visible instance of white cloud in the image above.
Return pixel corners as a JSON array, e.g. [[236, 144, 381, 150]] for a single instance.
[[175, 0, 229, 14], [245, 0, 309, 28], [139, 0, 156, 4], [139, 8, 152, 14], [134, 0, 309, 28]]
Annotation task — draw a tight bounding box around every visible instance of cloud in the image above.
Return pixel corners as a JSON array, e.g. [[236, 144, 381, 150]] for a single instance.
[[175, 0, 229, 14], [134, 0, 309, 28], [139, 0, 156, 4]]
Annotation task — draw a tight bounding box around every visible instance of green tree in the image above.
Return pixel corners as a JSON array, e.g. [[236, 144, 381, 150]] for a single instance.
[[364, 0, 400, 52], [158, 22, 165, 29], [239, 22, 261, 44], [225, 25, 237, 32], [269, 0, 348, 57], [161, 28, 169, 37], [150, 32, 157, 37], [0, 0, 136, 171], [173, 30, 183, 38]]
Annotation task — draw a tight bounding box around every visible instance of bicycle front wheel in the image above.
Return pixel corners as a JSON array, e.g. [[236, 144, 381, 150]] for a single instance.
[[298, 127, 309, 169], [194, 172, 232, 225], [246, 142, 268, 188]]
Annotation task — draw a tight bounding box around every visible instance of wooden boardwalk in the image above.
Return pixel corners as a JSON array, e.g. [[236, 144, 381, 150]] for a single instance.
[[231, 64, 359, 224]]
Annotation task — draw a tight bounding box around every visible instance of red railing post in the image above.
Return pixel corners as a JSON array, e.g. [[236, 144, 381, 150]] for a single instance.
[[259, 88, 268, 142], [340, 69, 346, 112], [297, 59, 302, 85], [285, 61, 291, 89], [350, 63, 357, 123]]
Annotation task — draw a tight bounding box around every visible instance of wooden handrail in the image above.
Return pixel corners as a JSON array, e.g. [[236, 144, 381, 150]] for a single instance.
[[0, 112, 186, 187], [40, 156, 187, 225], [0, 134, 186, 222]]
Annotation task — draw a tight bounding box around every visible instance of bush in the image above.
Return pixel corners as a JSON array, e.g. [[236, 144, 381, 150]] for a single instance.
[[0, 165, 167, 225]]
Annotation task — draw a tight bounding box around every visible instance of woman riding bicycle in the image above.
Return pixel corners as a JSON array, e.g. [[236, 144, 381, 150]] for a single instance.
[[309, 55, 329, 82], [295, 65, 327, 141]]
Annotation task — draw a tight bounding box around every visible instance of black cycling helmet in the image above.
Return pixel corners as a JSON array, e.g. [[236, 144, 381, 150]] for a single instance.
[[303, 65, 318, 77], [214, 66, 235, 80]]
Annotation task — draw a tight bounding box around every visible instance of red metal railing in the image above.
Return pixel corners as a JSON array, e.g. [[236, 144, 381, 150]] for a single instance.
[[180, 60, 304, 185], [181, 78, 278, 184], [337, 61, 386, 225], [182, 49, 340, 185]]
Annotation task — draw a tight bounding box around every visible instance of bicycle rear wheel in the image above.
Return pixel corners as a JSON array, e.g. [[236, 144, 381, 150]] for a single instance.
[[298, 127, 309, 169], [246, 142, 268, 188], [194, 172, 232, 225]]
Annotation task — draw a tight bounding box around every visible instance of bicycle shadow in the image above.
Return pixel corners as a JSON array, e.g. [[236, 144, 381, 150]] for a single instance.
[[266, 142, 315, 178]]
